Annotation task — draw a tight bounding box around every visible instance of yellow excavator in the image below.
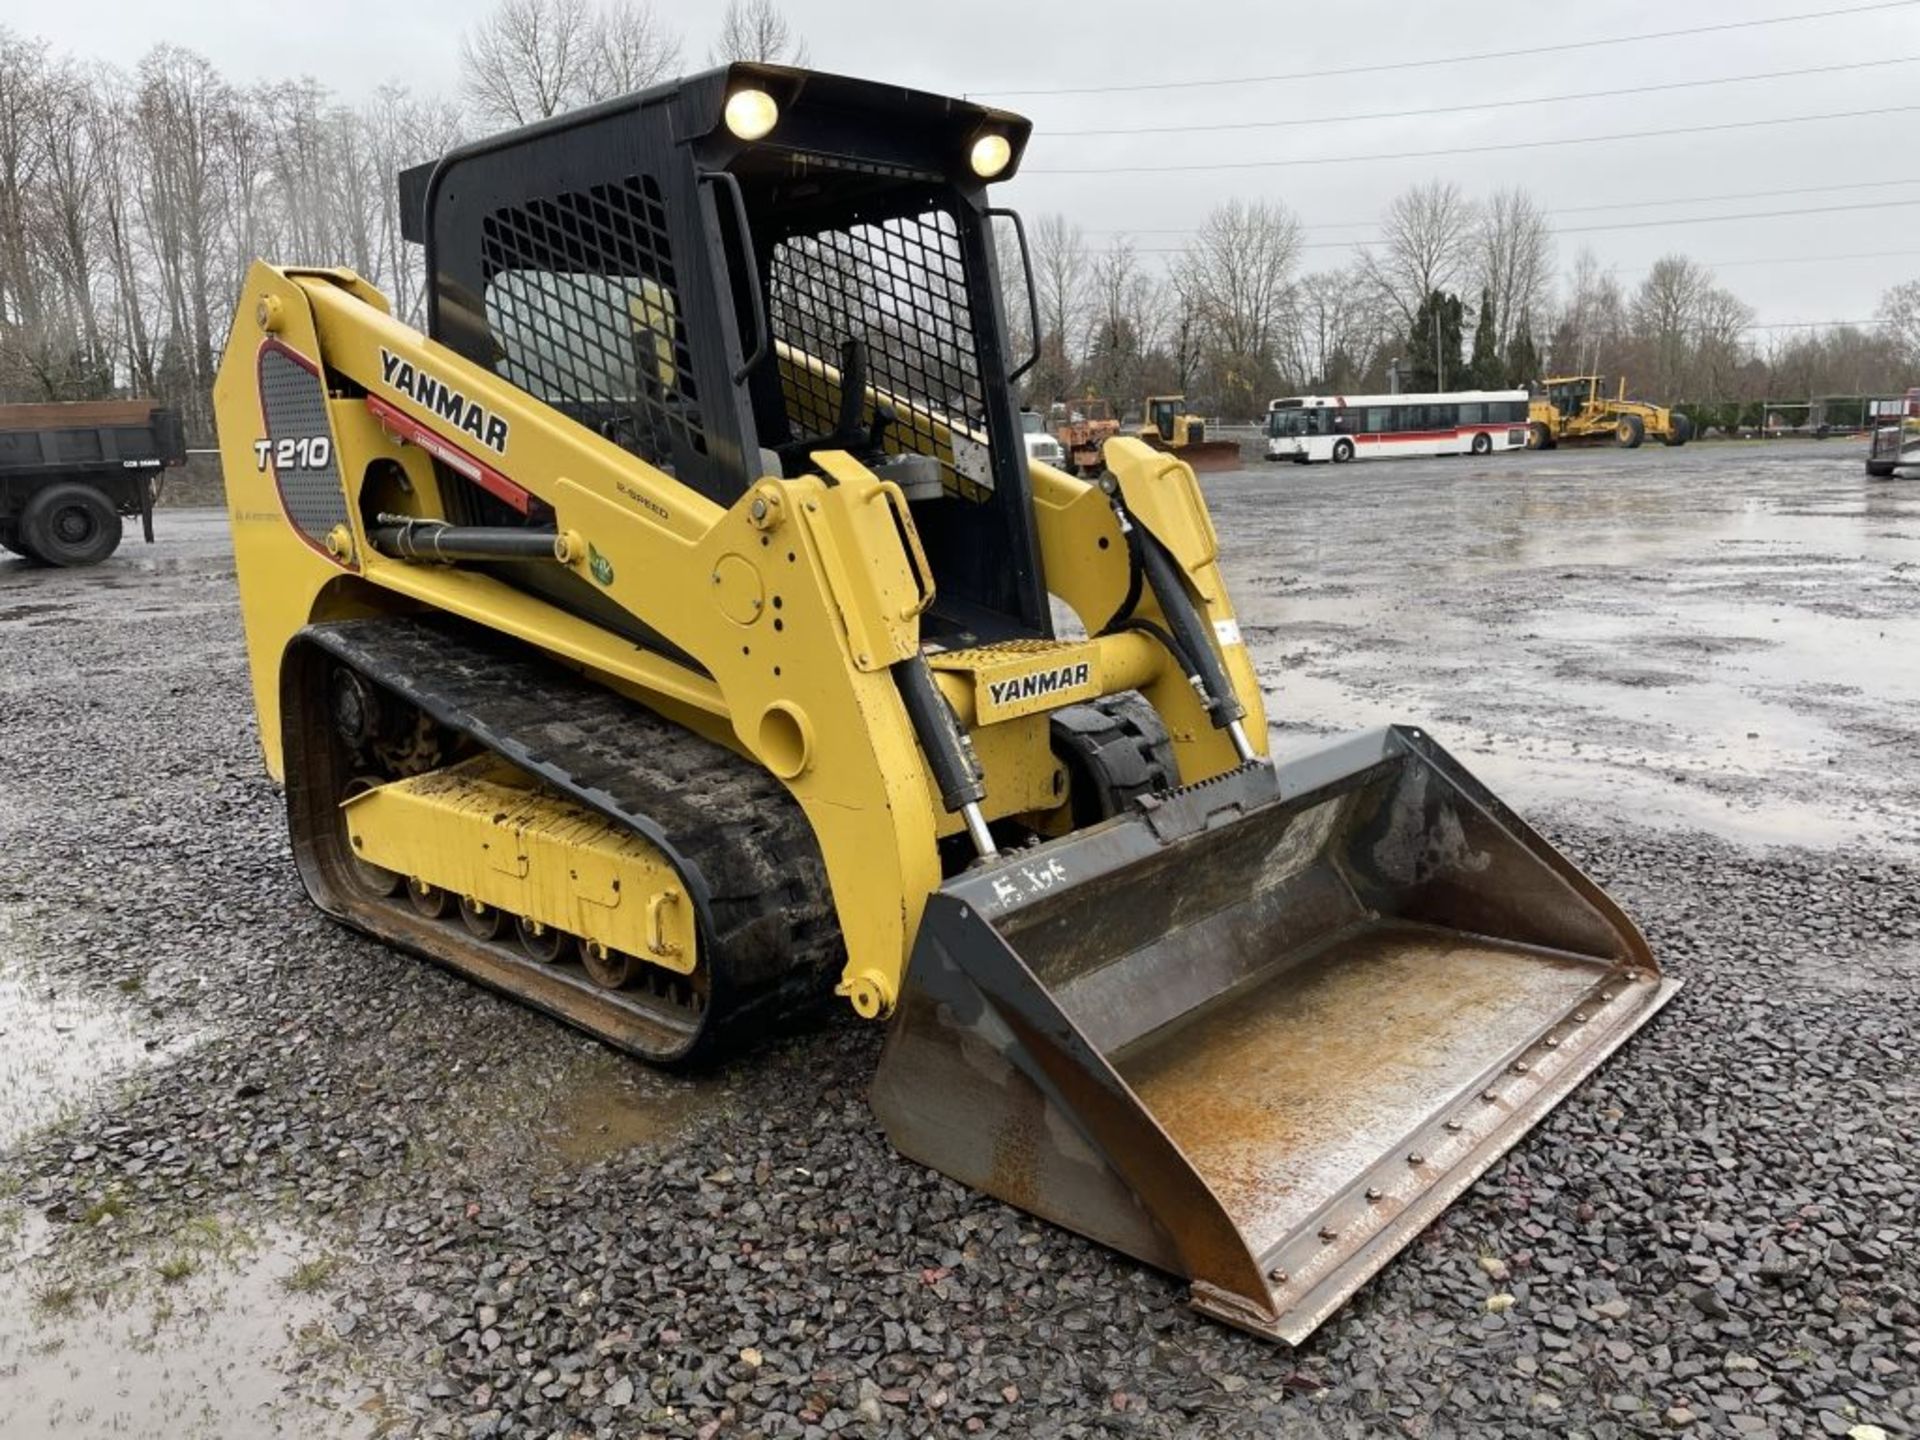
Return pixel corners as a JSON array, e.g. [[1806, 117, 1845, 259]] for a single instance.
[[214, 64, 1675, 1346]]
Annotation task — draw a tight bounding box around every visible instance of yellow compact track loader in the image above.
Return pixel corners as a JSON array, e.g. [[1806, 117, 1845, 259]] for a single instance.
[[1528, 375, 1693, 450], [215, 64, 1676, 1345]]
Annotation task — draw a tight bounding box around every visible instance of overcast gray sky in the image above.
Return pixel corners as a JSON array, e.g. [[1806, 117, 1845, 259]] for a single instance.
[[14, 0, 1920, 331]]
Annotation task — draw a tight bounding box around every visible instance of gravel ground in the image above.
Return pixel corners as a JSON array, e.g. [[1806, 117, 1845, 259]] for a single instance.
[[0, 442, 1915, 1438]]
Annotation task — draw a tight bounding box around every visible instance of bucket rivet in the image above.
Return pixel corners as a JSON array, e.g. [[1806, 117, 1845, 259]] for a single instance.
[[1601, 992, 1615, 1002], [1407, 1152, 1425, 1166], [1267, 1267, 1288, 1283], [1480, 1090, 1499, 1103], [1545, 1036, 1561, 1049], [1445, 1119, 1463, 1132], [1365, 1187, 1382, 1202], [1511, 1060, 1530, 1075], [1574, 1011, 1588, 1023], [1318, 1226, 1338, 1243]]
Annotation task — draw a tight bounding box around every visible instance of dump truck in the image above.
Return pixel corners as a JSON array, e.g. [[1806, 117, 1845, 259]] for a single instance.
[[0, 399, 186, 565], [1134, 395, 1241, 471], [213, 63, 1676, 1346], [1048, 396, 1119, 475], [1866, 390, 1920, 477], [1528, 375, 1693, 450]]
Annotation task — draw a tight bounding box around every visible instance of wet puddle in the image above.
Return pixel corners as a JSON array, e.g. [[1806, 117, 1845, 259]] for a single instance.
[[415, 1037, 732, 1173], [0, 908, 367, 1436], [0, 1213, 367, 1440], [541, 1055, 725, 1165], [1220, 458, 1920, 855], [0, 905, 187, 1151]]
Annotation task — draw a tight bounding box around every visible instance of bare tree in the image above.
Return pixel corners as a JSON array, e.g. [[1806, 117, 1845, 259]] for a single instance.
[[1359, 180, 1476, 329], [0, 29, 51, 387], [1878, 278, 1920, 371], [1081, 238, 1165, 404], [1179, 198, 1302, 418], [1281, 263, 1395, 392], [1472, 187, 1552, 358], [588, 0, 683, 97], [361, 85, 465, 327], [1029, 213, 1087, 402], [709, 0, 809, 65], [1687, 283, 1754, 402], [1632, 254, 1710, 399], [1550, 247, 1625, 376], [461, 0, 593, 126]]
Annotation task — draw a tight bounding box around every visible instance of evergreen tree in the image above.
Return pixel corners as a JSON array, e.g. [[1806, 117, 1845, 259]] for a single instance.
[[1506, 312, 1541, 389], [1469, 287, 1501, 388], [1406, 289, 1465, 392]]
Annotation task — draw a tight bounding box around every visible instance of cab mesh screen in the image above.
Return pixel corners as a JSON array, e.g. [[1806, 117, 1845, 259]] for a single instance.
[[768, 210, 992, 499], [479, 174, 706, 472]]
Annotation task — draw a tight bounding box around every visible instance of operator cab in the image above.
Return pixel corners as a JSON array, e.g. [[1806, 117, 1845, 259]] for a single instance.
[[401, 65, 1047, 645]]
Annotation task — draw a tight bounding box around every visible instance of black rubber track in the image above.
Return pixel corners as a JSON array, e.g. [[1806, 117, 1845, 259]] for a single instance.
[[296, 614, 843, 1062]]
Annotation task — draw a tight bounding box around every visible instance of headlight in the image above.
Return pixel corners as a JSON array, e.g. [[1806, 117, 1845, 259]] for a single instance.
[[724, 89, 780, 141], [969, 133, 1012, 179]]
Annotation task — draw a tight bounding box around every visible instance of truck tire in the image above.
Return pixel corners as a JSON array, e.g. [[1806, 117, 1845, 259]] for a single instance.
[[1528, 421, 1556, 451], [0, 521, 34, 561], [1662, 413, 1694, 447], [1616, 415, 1645, 449], [1866, 461, 1898, 479], [20, 482, 123, 567]]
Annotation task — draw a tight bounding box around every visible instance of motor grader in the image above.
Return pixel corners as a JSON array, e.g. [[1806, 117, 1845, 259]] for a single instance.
[[214, 64, 1675, 1346], [1528, 374, 1693, 450]]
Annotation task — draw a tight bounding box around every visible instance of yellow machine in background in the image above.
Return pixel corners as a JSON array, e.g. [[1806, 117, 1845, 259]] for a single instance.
[[1528, 374, 1694, 449], [215, 63, 1675, 1347], [1134, 395, 1242, 471]]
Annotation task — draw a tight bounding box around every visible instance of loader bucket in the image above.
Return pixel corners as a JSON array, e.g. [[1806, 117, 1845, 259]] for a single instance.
[[871, 726, 1677, 1345]]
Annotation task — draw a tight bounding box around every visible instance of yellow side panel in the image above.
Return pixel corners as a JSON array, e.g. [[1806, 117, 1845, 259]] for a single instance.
[[344, 758, 699, 974]]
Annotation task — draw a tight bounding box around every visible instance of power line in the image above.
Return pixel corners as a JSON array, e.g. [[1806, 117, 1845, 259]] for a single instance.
[[969, 0, 1920, 99], [1107, 199, 1920, 255], [1738, 319, 1884, 329], [1081, 244, 1920, 283], [1082, 178, 1920, 237], [1024, 104, 1920, 175], [1699, 248, 1920, 269], [1042, 56, 1920, 138], [1549, 177, 1920, 218]]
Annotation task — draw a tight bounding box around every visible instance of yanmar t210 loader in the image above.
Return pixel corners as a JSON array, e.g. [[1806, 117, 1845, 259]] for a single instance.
[[213, 64, 1676, 1344]]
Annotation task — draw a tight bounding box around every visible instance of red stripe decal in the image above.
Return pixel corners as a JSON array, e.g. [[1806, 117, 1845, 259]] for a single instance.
[[366, 395, 532, 515]]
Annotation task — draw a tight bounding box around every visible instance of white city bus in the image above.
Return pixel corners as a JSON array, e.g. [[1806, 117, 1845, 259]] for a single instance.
[[1265, 390, 1531, 463]]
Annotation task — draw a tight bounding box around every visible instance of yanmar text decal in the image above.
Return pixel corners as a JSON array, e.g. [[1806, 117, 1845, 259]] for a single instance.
[[985, 661, 1091, 710], [379, 348, 510, 454]]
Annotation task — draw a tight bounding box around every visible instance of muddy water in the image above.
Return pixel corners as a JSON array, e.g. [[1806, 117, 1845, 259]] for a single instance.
[[0, 908, 362, 1436], [0, 905, 191, 1150], [0, 1212, 364, 1439], [1210, 444, 1920, 855]]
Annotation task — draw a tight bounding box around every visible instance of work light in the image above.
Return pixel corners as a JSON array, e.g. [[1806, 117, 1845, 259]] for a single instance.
[[724, 89, 780, 141], [969, 133, 1012, 179]]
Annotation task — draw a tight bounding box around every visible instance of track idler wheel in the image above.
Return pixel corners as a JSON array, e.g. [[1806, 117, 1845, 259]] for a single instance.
[[581, 941, 644, 991], [516, 916, 570, 963], [459, 896, 508, 940], [339, 777, 403, 897], [408, 879, 453, 919]]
